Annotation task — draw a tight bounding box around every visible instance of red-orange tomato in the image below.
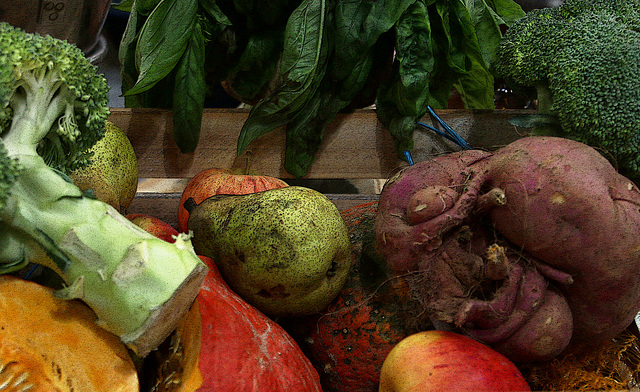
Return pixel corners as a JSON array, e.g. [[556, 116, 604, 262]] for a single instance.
[[126, 213, 179, 243], [177, 169, 288, 233], [379, 331, 531, 392]]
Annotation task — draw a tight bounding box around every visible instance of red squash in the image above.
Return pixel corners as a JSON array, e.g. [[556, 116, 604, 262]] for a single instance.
[[134, 216, 320, 391], [166, 256, 323, 391], [177, 168, 288, 233]]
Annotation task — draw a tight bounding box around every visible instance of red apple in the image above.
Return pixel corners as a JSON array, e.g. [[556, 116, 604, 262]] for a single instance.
[[379, 331, 531, 392], [177, 168, 288, 233], [126, 213, 179, 243]]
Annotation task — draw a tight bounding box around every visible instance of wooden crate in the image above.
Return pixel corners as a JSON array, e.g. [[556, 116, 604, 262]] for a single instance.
[[109, 107, 532, 227]]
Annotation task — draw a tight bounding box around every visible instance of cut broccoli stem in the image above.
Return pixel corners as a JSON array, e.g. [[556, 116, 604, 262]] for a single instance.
[[0, 224, 30, 274], [0, 21, 208, 357], [1, 154, 207, 356], [534, 83, 554, 115]]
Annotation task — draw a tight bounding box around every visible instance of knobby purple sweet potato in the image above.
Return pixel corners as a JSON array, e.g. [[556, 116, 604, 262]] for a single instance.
[[374, 136, 640, 363], [486, 136, 640, 353]]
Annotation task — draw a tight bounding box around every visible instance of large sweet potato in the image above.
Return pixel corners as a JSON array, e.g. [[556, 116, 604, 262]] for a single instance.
[[374, 136, 640, 362], [486, 136, 640, 353]]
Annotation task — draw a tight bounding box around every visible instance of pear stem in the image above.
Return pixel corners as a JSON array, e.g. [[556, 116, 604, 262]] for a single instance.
[[183, 197, 200, 214]]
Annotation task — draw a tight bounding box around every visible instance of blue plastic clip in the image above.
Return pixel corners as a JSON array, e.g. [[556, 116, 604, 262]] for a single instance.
[[419, 106, 472, 150], [403, 150, 414, 165]]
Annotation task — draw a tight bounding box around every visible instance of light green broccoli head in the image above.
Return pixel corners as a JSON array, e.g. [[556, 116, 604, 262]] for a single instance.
[[0, 22, 110, 174], [492, 0, 640, 180]]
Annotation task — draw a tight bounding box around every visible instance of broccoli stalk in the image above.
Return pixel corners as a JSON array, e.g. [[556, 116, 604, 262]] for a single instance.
[[0, 22, 207, 357], [492, 0, 640, 181]]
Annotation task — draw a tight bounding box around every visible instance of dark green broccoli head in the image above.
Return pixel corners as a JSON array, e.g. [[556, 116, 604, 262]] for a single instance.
[[0, 22, 110, 174], [493, 0, 640, 180]]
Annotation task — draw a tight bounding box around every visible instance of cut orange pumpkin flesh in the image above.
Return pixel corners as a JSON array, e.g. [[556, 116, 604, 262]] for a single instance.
[[0, 276, 139, 391]]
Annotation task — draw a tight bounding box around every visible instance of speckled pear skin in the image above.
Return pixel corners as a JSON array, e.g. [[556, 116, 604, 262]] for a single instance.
[[187, 186, 352, 317], [70, 121, 138, 214]]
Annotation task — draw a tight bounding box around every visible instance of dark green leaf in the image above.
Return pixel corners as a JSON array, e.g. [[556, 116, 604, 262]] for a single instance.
[[225, 29, 285, 103], [124, 0, 198, 96], [375, 0, 434, 155], [330, 0, 416, 80], [281, 30, 398, 176], [464, 0, 504, 66], [484, 0, 526, 26], [200, 0, 232, 26], [448, 0, 494, 108], [377, 1, 434, 116], [256, 0, 299, 26], [173, 21, 207, 152], [136, 0, 164, 15], [119, 1, 145, 107], [233, 0, 254, 17], [464, 0, 524, 68], [237, 0, 328, 155], [283, 90, 327, 177], [112, 0, 134, 12]]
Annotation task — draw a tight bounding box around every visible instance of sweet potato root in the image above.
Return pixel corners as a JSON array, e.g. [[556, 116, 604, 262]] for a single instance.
[[374, 136, 640, 362]]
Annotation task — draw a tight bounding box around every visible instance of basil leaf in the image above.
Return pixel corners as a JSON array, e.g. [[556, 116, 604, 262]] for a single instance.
[[225, 29, 285, 103], [283, 90, 327, 177], [112, 0, 134, 12], [173, 21, 207, 152], [377, 0, 434, 116], [237, 0, 328, 155], [124, 0, 198, 96], [484, 0, 526, 26], [200, 0, 232, 26], [331, 0, 416, 80], [449, 0, 494, 108], [136, 0, 163, 15], [375, 0, 434, 154], [256, 0, 299, 26], [464, 0, 503, 66], [119, 1, 145, 107], [426, 0, 471, 107], [233, 0, 254, 17], [465, 0, 524, 67], [280, 0, 407, 176]]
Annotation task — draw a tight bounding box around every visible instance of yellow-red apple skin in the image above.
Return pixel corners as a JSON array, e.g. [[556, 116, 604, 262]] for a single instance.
[[379, 331, 530, 392], [126, 214, 179, 243]]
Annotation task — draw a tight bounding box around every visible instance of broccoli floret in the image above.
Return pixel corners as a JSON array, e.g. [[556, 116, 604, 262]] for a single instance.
[[0, 22, 109, 173], [492, 0, 640, 180], [0, 22, 206, 356]]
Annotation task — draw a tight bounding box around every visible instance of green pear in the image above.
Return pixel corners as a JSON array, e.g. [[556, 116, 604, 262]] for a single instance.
[[185, 186, 352, 317], [70, 120, 139, 214]]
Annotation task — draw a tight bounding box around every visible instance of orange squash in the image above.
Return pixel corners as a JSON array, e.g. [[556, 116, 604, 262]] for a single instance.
[[177, 168, 288, 233], [0, 276, 139, 391]]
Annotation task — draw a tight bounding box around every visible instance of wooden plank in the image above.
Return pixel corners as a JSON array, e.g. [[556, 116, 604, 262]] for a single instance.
[[109, 108, 533, 180], [128, 192, 379, 230]]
